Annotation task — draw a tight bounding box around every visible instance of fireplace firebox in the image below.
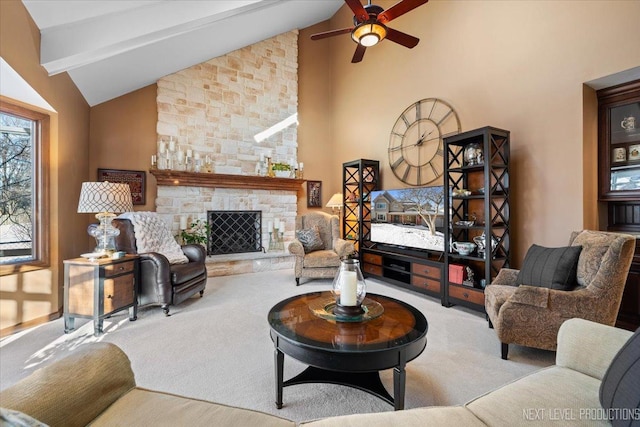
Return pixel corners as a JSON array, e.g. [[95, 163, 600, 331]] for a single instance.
[[207, 211, 263, 255]]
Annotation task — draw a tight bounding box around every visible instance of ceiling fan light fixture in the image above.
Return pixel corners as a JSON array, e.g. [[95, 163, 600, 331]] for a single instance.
[[351, 22, 387, 47]]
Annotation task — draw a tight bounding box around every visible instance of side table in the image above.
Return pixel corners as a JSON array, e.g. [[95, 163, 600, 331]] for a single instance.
[[63, 255, 139, 336]]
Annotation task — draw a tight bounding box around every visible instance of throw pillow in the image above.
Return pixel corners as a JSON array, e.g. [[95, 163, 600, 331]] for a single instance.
[[296, 227, 325, 253], [599, 326, 640, 427], [515, 244, 583, 291]]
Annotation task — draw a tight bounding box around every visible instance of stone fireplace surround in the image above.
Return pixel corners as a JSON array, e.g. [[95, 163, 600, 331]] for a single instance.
[[152, 170, 303, 277], [153, 31, 300, 277]]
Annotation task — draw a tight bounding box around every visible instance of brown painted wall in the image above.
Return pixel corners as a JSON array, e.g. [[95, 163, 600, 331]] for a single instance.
[[0, 0, 89, 333], [89, 85, 158, 212], [298, 21, 336, 214]]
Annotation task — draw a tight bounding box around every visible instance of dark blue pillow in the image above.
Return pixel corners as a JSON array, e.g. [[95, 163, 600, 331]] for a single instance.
[[515, 244, 582, 291], [599, 327, 640, 426]]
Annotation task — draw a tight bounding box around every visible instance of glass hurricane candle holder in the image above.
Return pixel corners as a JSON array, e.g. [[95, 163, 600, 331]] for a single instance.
[[332, 258, 366, 319]]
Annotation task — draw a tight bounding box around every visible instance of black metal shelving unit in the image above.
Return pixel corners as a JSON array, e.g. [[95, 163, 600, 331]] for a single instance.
[[443, 126, 511, 312], [342, 159, 380, 259]]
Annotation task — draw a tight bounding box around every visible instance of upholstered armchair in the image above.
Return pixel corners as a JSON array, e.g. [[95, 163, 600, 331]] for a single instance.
[[112, 217, 207, 316], [485, 230, 635, 359], [288, 211, 355, 286]]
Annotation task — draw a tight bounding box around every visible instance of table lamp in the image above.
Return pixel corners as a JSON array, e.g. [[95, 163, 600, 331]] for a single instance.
[[77, 182, 133, 254]]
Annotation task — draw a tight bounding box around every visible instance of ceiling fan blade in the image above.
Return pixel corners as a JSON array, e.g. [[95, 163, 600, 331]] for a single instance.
[[345, 0, 369, 23], [378, 0, 429, 24], [310, 27, 354, 40], [385, 27, 420, 48], [351, 43, 367, 63]]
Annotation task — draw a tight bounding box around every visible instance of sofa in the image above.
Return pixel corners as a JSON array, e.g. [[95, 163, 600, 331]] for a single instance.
[[1, 319, 637, 426]]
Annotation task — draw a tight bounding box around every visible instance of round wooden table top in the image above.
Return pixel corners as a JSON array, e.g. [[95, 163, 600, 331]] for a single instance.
[[268, 291, 428, 352]]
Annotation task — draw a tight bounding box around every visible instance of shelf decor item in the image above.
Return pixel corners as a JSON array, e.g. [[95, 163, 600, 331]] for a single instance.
[[332, 258, 367, 319], [463, 142, 483, 166]]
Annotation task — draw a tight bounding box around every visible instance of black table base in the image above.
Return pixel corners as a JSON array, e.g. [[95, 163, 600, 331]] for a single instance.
[[275, 348, 407, 410]]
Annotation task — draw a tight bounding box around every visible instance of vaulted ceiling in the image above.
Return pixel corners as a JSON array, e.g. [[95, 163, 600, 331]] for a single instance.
[[22, 0, 343, 106]]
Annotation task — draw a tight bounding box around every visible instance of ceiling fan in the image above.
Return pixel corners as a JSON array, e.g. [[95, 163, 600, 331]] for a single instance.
[[311, 0, 429, 63]]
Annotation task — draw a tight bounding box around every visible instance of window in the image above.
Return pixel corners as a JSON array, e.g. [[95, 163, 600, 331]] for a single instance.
[[0, 101, 49, 270]]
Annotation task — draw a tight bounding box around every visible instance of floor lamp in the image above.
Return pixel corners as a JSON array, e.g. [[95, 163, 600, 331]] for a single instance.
[[326, 193, 344, 237]]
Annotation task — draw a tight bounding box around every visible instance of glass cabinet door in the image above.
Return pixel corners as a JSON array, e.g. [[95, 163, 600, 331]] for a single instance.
[[599, 80, 640, 201], [609, 102, 640, 193]]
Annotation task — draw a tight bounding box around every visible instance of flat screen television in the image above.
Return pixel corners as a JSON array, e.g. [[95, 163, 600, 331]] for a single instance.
[[370, 185, 445, 253]]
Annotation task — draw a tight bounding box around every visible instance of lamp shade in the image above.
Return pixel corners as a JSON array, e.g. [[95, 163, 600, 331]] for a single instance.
[[77, 182, 133, 214], [351, 22, 387, 47], [326, 193, 343, 209]]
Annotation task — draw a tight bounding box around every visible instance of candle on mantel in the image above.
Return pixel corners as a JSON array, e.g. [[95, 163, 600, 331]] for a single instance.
[[180, 216, 188, 230], [340, 271, 358, 306], [169, 138, 176, 152], [267, 221, 273, 232], [187, 149, 193, 158], [274, 218, 280, 230]]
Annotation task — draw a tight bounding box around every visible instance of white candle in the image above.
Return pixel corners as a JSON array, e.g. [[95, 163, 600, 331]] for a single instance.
[[187, 149, 193, 158], [169, 138, 176, 151], [340, 271, 358, 306], [151, 155, 157, 166], [299, 162, 304, 170], [194, 152, 200, 160], [180, 216, 188, 230], [274, 218, 280, 230], [267, 221, 273, 231]]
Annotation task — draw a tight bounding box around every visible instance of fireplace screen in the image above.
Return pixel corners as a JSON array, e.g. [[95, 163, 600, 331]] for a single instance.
[[207, 211, 262, 255]]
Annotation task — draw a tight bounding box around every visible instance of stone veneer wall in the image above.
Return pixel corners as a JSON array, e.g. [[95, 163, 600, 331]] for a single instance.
[[155, 31, 299, 275]]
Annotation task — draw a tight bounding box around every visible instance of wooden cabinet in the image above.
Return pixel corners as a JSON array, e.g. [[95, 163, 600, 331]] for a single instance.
[[342, 159, 380, 259], [64, 255, 139, 336], [598, 79, 640, 331], [598, 80, 640, 201], [443, 126, 511, 312], [362, 247, 443, 300]]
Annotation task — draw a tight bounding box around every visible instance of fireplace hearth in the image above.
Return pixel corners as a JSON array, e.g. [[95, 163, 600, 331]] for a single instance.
[[207, 211, 263, 255]]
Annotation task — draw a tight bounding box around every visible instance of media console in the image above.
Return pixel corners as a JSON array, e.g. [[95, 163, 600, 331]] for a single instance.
[[362, 245, 444, 303]]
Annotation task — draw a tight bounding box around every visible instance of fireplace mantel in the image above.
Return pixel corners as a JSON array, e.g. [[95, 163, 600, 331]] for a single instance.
[[150, 169, 305, 192]]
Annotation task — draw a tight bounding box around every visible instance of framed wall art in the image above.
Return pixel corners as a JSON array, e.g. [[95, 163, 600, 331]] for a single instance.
[[307, 180, 322, 208], [97, 168, 146, 205]]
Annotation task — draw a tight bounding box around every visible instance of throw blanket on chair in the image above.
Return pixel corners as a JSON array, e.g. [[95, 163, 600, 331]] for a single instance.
[[118, 212, 188, 264]]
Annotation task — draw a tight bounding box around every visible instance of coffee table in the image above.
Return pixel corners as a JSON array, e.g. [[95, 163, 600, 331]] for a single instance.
[[268, 291, 428, 410]]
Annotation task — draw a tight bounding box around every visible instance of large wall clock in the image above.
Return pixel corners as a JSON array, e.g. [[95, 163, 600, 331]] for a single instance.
[[388, 98, 461, 186]]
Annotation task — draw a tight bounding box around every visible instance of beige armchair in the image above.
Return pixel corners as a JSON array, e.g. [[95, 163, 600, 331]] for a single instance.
[[288, 211, 355, 286], [485, 230, 635, 359]]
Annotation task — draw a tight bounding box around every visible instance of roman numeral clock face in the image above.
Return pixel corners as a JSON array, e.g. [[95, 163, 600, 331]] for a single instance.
[[388, 98, 461, 186]]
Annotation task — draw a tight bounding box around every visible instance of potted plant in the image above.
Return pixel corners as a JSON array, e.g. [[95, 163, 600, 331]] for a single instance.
[[177, 219, 210, 246], [272, 162, 292, 178]]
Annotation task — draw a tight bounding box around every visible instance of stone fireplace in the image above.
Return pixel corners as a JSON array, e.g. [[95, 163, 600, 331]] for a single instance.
[[153, 31, 300, 277]]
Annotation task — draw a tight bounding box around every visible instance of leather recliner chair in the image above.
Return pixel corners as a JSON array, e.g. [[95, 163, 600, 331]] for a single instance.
[[112, 218, 207, 316]]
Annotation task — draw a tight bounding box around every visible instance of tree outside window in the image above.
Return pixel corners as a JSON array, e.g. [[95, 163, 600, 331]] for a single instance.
[[0, 102, 49, 269]]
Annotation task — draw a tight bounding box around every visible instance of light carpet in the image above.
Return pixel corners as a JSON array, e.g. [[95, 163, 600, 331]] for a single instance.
[[0, 270, 555, 423]]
